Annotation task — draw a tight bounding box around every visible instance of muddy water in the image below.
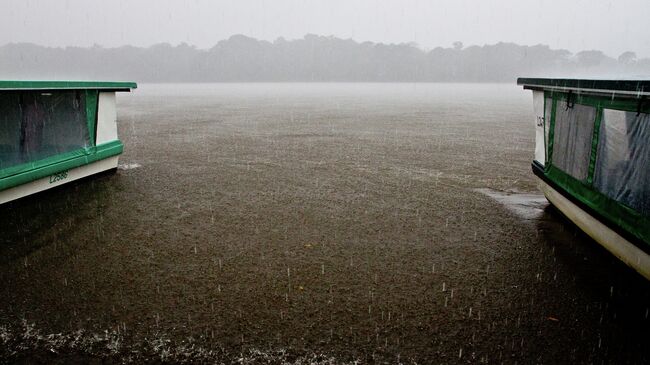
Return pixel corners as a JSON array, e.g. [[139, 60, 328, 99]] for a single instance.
[[0, 83, 648, 364]]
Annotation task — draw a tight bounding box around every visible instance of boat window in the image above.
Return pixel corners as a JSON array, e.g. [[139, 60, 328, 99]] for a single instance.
[[593, 109, 650, 216], [0, 91, 90, 173], [0, 93, 23, 171], [551, 99, 596, 181]]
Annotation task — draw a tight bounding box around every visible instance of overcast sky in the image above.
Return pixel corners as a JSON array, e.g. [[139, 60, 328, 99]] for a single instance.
[[4, 0, 649, 57]]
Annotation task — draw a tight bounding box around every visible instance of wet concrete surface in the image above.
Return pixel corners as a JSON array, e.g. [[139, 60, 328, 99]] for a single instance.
[[0, 83, 648, 364]]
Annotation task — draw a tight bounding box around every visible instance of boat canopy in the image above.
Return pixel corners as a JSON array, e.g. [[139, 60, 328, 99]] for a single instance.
[[517, 78, 650, 97], [0, 81, 136, 191], [518, 78, 650, 247]]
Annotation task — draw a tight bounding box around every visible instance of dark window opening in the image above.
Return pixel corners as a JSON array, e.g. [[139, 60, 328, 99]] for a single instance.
[[0, 91, 90, 172]]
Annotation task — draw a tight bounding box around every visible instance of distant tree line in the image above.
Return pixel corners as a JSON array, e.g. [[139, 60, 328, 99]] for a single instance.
[[1, 34, 648, 82]]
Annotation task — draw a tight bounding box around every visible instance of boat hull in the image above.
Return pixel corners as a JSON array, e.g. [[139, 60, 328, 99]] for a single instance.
[[537, 176, 650, 280], [0, 156, 118, 205]]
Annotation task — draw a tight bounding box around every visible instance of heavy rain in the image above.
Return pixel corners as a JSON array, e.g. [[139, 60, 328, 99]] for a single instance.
[[1, 1, 649, 364]]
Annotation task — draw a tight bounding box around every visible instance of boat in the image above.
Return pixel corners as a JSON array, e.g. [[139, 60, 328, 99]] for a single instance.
[[0, 81, 137, 204], [517, 78, 650, 279]]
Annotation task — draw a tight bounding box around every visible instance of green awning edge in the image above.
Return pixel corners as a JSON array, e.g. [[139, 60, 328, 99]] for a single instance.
[[0, 80, 137, 91], [0, 140, 123, 191], [517, 78, 650, 97]]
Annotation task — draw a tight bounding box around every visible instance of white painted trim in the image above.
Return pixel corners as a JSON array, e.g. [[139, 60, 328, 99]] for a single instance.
[[0, 156, 118, 204], [538, 177, 650, 280], [532, 91, 546, 165], [96, 92, 118, 145]]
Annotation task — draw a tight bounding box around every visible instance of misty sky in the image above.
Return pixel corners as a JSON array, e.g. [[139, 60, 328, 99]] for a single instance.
[[4, 0, 650, 57]]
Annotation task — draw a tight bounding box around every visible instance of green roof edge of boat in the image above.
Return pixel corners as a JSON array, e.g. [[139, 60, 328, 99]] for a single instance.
[[0, 80, 137, 91], [517, 78, 650, 96]]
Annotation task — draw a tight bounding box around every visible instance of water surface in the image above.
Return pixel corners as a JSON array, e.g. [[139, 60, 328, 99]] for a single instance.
[[1, 83, 648, 364]]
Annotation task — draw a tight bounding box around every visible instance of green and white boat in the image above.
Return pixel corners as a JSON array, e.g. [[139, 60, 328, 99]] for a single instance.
[[518, 78, 650, 279], [0, 81, 137, 204]]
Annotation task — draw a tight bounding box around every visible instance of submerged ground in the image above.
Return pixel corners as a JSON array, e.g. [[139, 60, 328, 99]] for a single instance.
[[0, 83, 648, 364]]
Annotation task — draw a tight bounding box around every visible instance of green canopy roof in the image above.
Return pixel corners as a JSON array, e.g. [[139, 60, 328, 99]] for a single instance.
[[0, 80, 137, 91], [517, 78, 650, 97]]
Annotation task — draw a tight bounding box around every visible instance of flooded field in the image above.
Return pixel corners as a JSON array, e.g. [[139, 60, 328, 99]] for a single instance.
[[1, 83, 648, 364]]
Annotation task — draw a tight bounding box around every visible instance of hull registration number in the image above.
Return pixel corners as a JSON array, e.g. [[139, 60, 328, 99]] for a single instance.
[[49, 170, 69, 184]]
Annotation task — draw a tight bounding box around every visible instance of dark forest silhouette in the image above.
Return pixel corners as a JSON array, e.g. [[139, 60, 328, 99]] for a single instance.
[[1, 34, 649, 82]]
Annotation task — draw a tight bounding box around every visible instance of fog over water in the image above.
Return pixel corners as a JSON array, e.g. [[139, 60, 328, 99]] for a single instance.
[[4, 1, 649, 82], [3, 0, 650, 57], [3, 37, 650, 82]]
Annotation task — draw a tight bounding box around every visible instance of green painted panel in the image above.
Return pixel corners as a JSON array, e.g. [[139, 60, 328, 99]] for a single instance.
[[587, 108, 603, 185], [546, 91, 557, 170], [85, 90, 99, 145], [518, 78, 650, 96], [0, 140, 123, 191], [552, 91, 650, 113]]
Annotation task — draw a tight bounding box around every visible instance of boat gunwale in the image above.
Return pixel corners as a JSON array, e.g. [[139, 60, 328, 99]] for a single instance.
[[532, 160, 650, 255], [0, 140, 123, 192]]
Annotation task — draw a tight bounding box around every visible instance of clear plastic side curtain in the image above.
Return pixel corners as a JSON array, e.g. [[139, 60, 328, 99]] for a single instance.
[[551, 100, 596, 181], [0, 91, 90, 174], [593, 110, 650, 216]]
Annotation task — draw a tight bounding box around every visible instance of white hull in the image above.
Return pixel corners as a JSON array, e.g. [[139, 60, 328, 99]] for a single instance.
[[0, 156, 118, 205], [538, 177, 650, 280]]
